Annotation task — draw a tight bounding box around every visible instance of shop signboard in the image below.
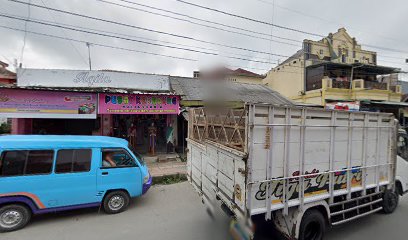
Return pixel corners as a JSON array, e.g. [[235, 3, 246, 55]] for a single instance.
[[98, 93, 179, 114], [0, 89, 97, 119], [17, 68, 170, 91]]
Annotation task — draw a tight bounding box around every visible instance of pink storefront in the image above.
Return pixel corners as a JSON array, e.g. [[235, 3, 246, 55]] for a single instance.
[[0, 88, 97, 135], [4, 68, 182, 154], [98, 93, 180, 153], [0, 88, 180, 154]]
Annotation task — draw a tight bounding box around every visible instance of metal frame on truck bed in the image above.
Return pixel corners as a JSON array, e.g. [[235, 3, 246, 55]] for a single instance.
[[187, 103, 400, 240]]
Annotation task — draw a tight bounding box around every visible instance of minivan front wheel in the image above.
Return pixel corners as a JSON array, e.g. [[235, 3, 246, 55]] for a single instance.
[[0, 204, 31, 232], [103, 191, 130, 214]]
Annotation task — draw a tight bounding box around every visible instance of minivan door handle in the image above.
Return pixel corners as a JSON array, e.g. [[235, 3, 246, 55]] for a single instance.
[[102, 172, 109, 176]]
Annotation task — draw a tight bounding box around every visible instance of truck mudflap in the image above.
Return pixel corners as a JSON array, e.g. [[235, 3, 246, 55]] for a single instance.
[[230, 219, 252, 240]]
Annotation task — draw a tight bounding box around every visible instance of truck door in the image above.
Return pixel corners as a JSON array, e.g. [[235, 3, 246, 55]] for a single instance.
[[97, 148, 142, 198], [397, 133, 408, 193]]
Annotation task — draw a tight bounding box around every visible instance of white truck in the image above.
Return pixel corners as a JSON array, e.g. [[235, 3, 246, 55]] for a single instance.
[[186, 103, 408, 240]]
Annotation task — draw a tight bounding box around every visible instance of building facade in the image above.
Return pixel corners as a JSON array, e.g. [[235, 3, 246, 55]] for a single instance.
[[2, 69, 181, 155], [263, 28, 402, 110], [1, 68, 293, 156]]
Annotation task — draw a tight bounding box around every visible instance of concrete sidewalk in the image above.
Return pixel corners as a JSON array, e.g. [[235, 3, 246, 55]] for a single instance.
[[147, 161, 187, 178]]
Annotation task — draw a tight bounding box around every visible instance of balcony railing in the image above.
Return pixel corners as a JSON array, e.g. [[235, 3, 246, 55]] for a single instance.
[[331, 80, 350, 89], [363, 81, 387, 90], [322, 78, 401, 93]]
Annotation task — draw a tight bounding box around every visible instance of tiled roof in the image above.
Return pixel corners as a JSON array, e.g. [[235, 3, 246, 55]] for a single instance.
[[232, 68, 264, 78], [280, 49, 304, 65], [170, 76, 293, 105], [0, 67, 16, 79]]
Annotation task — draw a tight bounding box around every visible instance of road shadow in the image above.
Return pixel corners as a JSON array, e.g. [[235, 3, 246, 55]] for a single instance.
[[27, 196, 147, 229]]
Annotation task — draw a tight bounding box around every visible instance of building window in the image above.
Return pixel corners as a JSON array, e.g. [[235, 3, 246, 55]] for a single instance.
[[56, 149, 92, 173], [319, 49, 323, 55], [0, 150, 54, 177], [353, 51, 356, 58], [293, 60, 297, 64], [193, 71, 200, 78]]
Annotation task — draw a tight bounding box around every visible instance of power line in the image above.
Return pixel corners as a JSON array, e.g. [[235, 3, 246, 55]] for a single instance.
[[378, 55, 407, 60], [175, 0, 408, 55], [4, 12, 280, 64], [175, 0, 324, 37], [363, 44, 408, 55], [97, 0, 301, 46], [1, 13, 278, 65], [226, 65, 270, 72], [255, 0, 405, 44], [0, 14, 216, 55], [0, 25, 198, 61], [114, 0, 408, 61], [7, 0, 289, 58], [39, 0, 88, 67]]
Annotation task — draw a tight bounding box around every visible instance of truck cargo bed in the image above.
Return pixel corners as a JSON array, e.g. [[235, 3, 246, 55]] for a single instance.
[[187, 103, 396, 221]]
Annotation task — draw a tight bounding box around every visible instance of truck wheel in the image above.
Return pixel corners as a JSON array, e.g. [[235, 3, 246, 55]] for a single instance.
[[382, 189, 399, 214], [0, 204, 31, 232], [299, 209, 325, 240], [103, 191, 130, 214]]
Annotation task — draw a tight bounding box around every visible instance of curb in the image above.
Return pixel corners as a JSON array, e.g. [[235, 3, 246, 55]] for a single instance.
[[152, 173, 187, 185]]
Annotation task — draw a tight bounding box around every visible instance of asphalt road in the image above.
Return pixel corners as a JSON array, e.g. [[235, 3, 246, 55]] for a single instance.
[[2, 182, 408, 240]]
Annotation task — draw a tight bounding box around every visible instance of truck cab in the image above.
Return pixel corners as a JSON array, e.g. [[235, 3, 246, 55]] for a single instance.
[[397, 130, 408, 195]]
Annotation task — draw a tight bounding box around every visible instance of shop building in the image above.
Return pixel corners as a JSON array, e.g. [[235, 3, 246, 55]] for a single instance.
[[2, 69, 180, 155], [1, 68, 294, 156]]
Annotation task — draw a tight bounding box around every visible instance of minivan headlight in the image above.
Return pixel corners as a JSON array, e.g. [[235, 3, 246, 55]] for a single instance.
[[144, 173, 150, 184]]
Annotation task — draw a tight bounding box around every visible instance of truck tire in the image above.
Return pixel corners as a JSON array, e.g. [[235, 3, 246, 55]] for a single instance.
[[382, 189, 399, 214], [0, 204, 31, 232], [103, 191, 130, 214], [299, 209, 326, 240]]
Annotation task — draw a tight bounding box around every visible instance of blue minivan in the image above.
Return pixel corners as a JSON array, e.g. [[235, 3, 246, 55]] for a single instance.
[[0, 135, 152, 232]]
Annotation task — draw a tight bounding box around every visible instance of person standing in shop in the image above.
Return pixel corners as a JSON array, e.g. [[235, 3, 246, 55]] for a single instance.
[[128, 122, 137, 149], [148, 122, 157, 155]]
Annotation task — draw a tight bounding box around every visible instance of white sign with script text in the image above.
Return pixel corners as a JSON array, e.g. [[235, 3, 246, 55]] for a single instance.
[[17, 68, 170, 91]]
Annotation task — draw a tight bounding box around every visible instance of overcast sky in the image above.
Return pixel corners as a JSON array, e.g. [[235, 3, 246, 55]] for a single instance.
[[0, 0, 407, 79]]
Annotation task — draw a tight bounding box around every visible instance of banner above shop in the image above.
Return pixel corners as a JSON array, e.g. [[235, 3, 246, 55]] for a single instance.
[[98, 93, 179, 114], [325, 101, 360, 111], [17, 68, 170, 91], [0, 89, 97, 119]]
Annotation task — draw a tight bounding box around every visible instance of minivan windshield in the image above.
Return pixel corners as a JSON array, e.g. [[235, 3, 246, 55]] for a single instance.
[[128, 145, 145, 166]]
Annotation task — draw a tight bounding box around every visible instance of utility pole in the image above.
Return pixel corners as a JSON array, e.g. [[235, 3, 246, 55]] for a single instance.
[[86, 42, 92, 70]]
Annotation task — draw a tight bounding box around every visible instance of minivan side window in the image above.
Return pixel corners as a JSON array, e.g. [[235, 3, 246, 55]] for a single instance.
[[0, 150, 54, 177], [56, 149, 92, 173], [101, 149, 136, 168]]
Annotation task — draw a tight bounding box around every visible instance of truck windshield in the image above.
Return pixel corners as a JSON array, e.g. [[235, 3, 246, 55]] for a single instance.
[[128, 145, 145, 166]]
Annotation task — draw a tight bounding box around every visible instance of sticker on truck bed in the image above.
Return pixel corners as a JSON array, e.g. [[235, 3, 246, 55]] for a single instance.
[[255, 167, 364, 202]]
